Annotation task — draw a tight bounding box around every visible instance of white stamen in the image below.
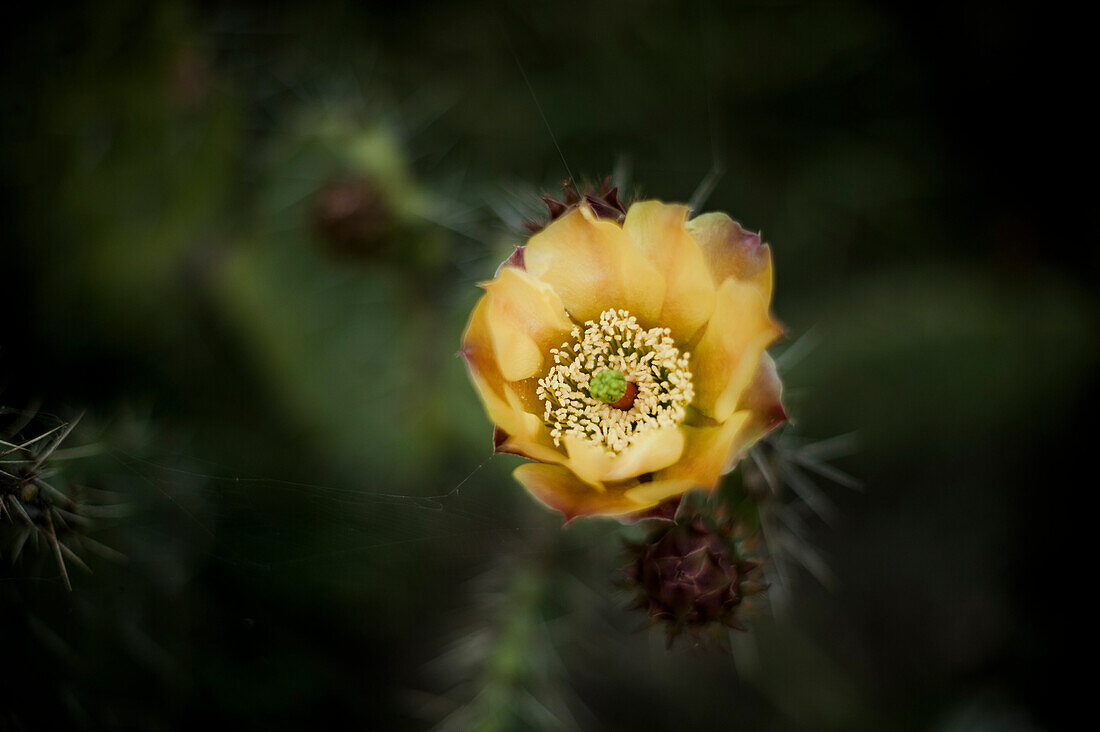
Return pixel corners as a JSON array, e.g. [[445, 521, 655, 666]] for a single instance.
[[536, 309, 694, 454]]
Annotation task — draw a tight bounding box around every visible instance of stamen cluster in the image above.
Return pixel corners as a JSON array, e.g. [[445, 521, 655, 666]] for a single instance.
[[536, 309, 693, 453]]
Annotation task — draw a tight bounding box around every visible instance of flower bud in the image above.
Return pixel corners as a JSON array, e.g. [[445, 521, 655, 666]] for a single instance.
[[311, 175, 395, 259], [622, 514, 763, 644]]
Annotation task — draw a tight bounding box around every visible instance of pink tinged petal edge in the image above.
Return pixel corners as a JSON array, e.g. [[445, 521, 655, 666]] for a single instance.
[[494, 245, 526, 277], [493, 425, 509, 452], [687, 212, 772, 296], [491, 425, 540, 459]]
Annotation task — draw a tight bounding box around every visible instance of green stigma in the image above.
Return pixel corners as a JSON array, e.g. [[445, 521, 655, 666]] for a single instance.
[[589, 369, 627, 403]]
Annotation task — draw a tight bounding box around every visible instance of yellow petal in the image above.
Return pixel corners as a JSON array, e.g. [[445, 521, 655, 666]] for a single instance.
[[691, 277, 783, 421], [482, 267, 573, 381], [514, 462, 695, 521], [664, 357, 785, 486], [460, 297, 512, 422], [623, 200, 717, 342], [493, 425, 569, 464], [460, 297, 550, 446], [562, 424, 686, 485], [655, 411, 751, 489], [524, 204, 665, 324], [622, 478, 699, 505], [686, 212, 773, 302]]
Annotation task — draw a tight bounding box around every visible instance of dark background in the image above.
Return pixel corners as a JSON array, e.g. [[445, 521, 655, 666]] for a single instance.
[[2, 1, 1094, 729]]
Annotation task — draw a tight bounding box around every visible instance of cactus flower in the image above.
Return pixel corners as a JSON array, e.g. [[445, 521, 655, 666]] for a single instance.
[[461, 185, 786, 521]]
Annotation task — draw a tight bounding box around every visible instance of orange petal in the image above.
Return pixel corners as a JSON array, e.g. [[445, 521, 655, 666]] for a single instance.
[[524, 204, 665, 324], [623, 200, 717, 342], [686, 212, 773, 301], [562, 424, 685, 485], [481, 267, 573, 381], [690, 277, 783, 422], [514, 462, 696, 522]]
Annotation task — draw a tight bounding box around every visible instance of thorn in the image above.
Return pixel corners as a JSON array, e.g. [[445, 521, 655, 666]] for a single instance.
[[0, 422, 65, 460], [45, 510, 71, 591], [6, 495, 34, 527], [58, 541, 92, 575], [542, 194, 567, 219], [78, 536, 127, 564], [561, 180, 580, 205], [585, 194, 623, 221], [33, 411, 84, 470], [11, 528, 30, 564], [604, 186, 625, 213]]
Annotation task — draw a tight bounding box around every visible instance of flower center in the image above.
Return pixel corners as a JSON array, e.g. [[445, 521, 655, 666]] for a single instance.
[[589, 369, 627, 403], [536, 309, 694, 454]]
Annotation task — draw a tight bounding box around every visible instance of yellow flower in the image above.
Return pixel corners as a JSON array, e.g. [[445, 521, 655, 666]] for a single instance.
[[461, 194, 786, 521]]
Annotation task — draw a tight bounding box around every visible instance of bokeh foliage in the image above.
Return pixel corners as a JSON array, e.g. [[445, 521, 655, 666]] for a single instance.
[[2, 0, 1094, 729]]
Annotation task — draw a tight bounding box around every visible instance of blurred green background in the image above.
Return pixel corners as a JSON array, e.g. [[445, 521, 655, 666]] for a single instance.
[[2, 1, 1094, 729]]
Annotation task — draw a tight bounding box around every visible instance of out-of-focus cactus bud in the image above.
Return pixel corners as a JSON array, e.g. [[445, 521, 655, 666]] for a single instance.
[[311, 174, 396, 259], [257, 111, 443, 268], [215, 111, 450, 480], [622, 514, 764, 645], [165, 45, 212, 111]]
